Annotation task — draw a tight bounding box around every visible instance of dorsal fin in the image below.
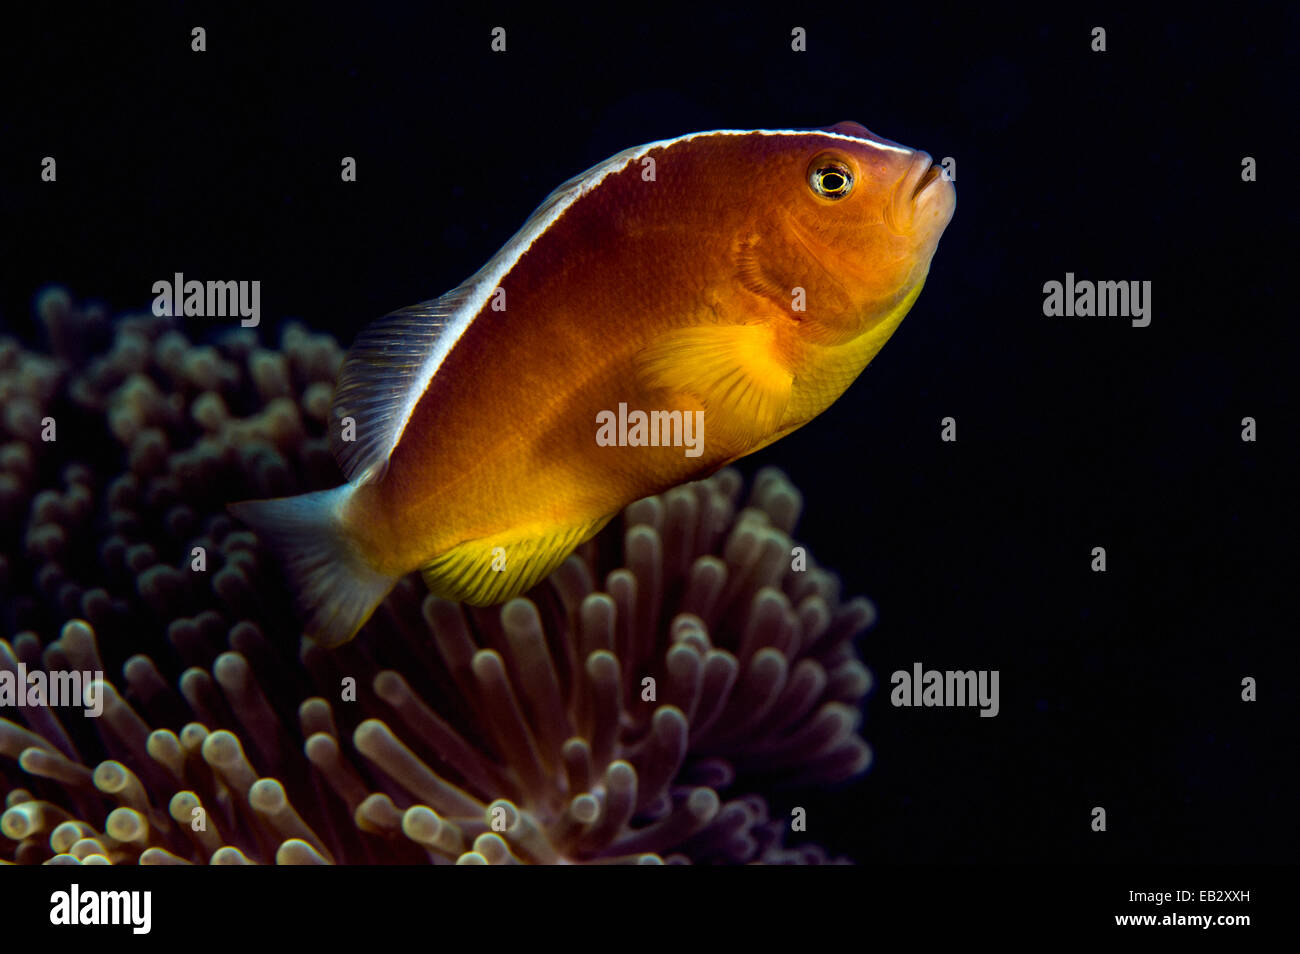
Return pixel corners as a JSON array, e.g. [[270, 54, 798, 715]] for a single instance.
[[329, 286, 478, 484]]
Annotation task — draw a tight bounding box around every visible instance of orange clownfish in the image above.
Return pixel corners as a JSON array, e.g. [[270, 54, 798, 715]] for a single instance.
[[229, 122, 956, 647]]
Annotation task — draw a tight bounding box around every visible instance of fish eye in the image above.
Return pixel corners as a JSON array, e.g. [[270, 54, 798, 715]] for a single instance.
[[808, 159, 854, 199]]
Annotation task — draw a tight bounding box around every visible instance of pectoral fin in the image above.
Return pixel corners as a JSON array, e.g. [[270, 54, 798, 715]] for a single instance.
[[634, 323, 793, 446]]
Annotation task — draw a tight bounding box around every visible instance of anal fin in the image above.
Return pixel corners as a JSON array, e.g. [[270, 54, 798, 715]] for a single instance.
[[422, 514, 614, 606]]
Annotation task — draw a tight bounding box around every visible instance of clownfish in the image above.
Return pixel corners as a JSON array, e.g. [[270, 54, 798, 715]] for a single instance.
[[230, 122, 955, 647]]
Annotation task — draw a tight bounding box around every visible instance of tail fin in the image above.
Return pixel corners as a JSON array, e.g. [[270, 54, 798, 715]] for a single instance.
[[227, 486, 398, 648]]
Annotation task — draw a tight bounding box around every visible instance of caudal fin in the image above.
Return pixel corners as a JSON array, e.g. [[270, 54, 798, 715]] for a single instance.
[[227, 486, 397, 647]]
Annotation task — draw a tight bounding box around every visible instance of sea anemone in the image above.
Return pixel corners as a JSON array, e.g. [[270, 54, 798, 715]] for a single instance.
[[1, 288, 875, 864]]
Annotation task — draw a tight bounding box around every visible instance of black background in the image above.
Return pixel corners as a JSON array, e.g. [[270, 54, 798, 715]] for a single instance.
[[1, 3, 1295, 865]]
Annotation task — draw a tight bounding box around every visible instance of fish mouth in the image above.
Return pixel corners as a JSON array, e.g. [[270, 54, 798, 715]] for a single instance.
[[886, 150, 953, 235], [911, 163, 941, 199], [904, 152, 940, 201]]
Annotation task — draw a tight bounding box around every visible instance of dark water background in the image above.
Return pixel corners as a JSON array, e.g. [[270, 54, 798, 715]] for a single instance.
[[1, 4, 1295, 864]]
